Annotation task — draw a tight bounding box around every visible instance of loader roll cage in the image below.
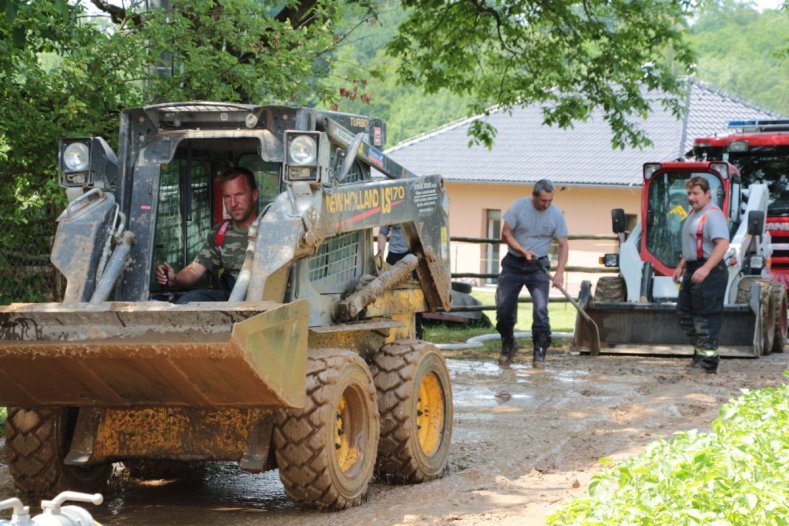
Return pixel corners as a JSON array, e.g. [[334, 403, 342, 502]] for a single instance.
[[116, 105, 372, 301], [641, 163, 737, 277]]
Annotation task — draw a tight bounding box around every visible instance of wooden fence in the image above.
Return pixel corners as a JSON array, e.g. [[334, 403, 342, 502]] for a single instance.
[[447, 234, 619, 309]]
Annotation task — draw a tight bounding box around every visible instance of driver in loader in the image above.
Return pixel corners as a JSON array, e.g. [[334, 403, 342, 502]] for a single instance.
[[672, 175, 730, 374], [155, 166, 259, 303]]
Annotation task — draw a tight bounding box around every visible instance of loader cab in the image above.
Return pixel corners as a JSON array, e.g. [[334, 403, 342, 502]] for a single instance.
[[640, 162, 738, 277], [149, 140, 283, 294]]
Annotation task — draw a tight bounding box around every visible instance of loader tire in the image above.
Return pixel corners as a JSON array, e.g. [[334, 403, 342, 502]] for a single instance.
[[770, 284, 787, 353], [371, 341, 453, 483], [736, 278, 775, 355], [273, 349, 379, 510], [4, 408, 111, 496], [593, 276, 626, 302]]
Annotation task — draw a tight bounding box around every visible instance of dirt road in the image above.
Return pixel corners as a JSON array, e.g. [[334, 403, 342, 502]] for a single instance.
[[1, 350, 787, 525]]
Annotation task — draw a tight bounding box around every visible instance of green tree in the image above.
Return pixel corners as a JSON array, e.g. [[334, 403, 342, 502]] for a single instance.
[[1, 0, 703, 257], [689, 0, 789, 115], [387, 0, 696, 149], [0, 0, 373, 253], [326, 4, 474, 145], [0, 0, 140, 251]]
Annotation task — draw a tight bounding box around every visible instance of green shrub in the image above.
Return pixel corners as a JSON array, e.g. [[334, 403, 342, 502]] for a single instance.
[[548, 373, 789, 525], [0, 407, 6, 436]]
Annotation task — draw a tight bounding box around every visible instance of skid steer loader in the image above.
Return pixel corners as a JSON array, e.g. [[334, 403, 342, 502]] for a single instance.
[[0, 103, 454, 510], [574, 161, 787, 357]]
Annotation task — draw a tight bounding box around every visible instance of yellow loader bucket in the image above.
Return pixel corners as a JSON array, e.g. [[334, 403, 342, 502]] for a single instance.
[[0, 299, 309, 409]]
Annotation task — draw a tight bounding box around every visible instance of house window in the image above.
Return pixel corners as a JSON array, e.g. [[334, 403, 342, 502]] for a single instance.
[[485, 210, 501, 284]]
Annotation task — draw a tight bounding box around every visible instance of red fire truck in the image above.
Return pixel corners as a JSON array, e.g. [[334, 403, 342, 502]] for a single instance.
[[693, 120, 789, 288]]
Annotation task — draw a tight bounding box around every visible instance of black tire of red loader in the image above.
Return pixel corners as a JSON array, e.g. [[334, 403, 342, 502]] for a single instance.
[[770, 284, 787, 353], [371, 341, 453, 483], [273, 349, 380, 510], [736, 278, 779, 355], [4, 407, 111, 496], [593, 276, 626, 302]]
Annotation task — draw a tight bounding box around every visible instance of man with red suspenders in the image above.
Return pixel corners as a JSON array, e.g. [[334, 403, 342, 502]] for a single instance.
[[672, 176, 730, 373], [155, 166, 259, 303]]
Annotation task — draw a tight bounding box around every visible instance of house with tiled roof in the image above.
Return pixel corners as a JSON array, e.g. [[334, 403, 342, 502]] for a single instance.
[[385, 79, 784, 293]]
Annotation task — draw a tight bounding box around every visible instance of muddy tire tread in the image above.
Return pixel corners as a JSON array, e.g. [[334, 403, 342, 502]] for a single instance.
[[736, 278, 776, 355], [273, 349, 379, 510], [594, 276, 626, 302], [371, 341, 453, 484], [770, 284, 787, 353], [4, 408, 110, 496]]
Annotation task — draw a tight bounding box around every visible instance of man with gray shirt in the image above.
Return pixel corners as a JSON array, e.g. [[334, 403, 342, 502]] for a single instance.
[[672, 176, 730, 374], [496, 179, 569, 367]]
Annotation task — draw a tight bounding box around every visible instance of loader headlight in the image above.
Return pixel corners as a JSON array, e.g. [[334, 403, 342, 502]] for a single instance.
[[284, 131, 324, 183], [749, 255, 765, 270], [288, 135, 317, 165], [600, 253, 619, 267], [58, 137, 118, 190], [63, 142, 90, 172]]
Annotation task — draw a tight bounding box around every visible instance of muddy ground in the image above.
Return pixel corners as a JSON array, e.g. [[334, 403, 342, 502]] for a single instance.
[[1, 348, 787, 525]]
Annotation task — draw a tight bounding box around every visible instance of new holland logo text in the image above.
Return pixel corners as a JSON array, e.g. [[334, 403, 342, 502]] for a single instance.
[[324, 185, 406, 216]]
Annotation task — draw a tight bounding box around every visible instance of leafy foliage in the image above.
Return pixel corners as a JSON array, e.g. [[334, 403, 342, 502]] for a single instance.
[[387, 0, 696, 149], [0, 0, 142, 251], [688, 0, 789, 116], [0, 0, 785, 262], [324, 3, 475, 145], [547, 373, 789, 525], [0, 0, 372, 253]]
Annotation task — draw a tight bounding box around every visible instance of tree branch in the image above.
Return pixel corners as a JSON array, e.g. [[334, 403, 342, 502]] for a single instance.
[[90, 0, 144, 27]]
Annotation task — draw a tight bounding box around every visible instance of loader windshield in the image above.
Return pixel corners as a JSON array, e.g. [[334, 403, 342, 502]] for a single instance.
[[645, 172, 723, 270]]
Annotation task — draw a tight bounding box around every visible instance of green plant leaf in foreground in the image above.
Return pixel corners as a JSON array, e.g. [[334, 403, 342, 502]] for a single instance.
[[547, 377, 789, 525]]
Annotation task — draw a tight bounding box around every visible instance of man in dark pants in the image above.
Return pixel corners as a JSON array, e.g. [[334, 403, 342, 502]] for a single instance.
[[156, 166, 259, 303], [496, 179, 569, 367], [672, 176, 730, 373]]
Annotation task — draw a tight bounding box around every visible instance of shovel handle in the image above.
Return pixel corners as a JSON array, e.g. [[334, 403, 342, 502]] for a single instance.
[[540, 266, 595, 324], [539, 265, 601, 355]]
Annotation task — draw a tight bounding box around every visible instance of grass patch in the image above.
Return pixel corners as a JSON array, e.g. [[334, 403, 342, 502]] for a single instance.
[[425, 292, 578, 359], [547, 375, 789, 525], [0, 406, 5, 436]]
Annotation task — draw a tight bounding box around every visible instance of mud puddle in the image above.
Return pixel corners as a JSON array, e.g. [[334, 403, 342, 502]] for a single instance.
[[1, 352, 787, 525]]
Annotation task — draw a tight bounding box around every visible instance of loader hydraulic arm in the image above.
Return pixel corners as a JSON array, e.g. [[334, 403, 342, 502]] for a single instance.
[[244, 118, 452, 312]]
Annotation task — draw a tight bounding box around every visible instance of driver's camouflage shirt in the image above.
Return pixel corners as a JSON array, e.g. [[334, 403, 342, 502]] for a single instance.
[[194, 222, 249, 280]]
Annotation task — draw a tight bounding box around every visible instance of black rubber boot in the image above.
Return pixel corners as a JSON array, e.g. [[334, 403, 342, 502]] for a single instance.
[[696, 342, 719, 374], [499, 335, 515, 366], [699, 354, 719, 374], [689, 348, 703, 368], [532, 347, 546, 369], [532, 334, 551, 369]]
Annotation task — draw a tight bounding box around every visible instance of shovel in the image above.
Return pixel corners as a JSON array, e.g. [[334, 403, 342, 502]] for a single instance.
[[540, 266, 601, 356]]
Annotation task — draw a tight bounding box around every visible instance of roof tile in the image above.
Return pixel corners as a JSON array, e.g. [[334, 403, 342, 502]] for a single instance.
[[385, 80, 784, 187]]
